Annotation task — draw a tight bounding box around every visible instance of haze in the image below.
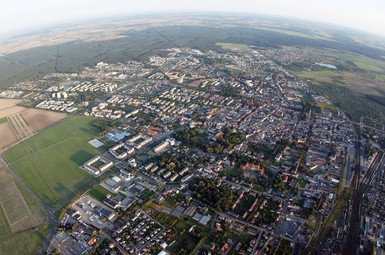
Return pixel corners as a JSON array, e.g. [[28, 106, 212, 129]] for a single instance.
[[1, 0, 385, 37]]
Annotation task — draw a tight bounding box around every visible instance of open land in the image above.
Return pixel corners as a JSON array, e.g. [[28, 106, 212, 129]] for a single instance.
[[21, 109, 66, 131], [216, 42, 251, 51], [0, 99, 22, 110], [0, 166, 47, 255], [0, 167, 45, 233], [0, 99, 67, 153], [0, 224, 48, 255], [3, 116, 100, 207], [0, 123, 17, 153], [292, 47, 385, 96], [7, 113, 33, 140]]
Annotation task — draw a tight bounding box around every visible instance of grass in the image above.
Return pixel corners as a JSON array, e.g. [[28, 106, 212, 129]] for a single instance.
[[0, 118, 7, 124], [158, 214, 178, 228], [298, 180, 310, 189], [3, 116, 101, 207], [174, 218, 194, 232], [216, 42, 250, 51], [0, 166, 44, 234], [0, 211, 9, 237], [168, 233, 201, 254], [0, 223, 48, 255], [255, 27, 335, 41], [2, 198, 30, 224], [88, 185, 112, 202]]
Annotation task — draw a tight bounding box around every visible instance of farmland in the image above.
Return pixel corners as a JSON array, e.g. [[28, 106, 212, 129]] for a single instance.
[[7, 113, 33, 140], [0, 211, 9, 237], [0, 167, 45, 233], [0, 165, 47, 255], [3, 116, 101, 207], [21, 109, 66, 131], [0, 99, 67, 154], [216, 42, 251, 51], [0, 123, 17, 154], [0, 224, 48, 255]]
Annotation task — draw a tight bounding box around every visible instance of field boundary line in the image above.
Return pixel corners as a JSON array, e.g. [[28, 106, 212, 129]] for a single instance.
[[7, 116, 22, 140], [0, 202, 11, 236], [5, 179, 32, 224], [15, 180, 33, 219], [16, 113, 33, 137], [9, 213, 33, 227], [0, 203, 11, 229]]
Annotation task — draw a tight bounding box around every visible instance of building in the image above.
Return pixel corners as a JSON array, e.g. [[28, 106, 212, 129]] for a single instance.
[[154, 141, 170, 153], [83, 156, 113, 176]]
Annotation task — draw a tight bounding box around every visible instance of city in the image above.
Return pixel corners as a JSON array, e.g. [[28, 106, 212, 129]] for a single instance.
[[1, 45, 384, 255]]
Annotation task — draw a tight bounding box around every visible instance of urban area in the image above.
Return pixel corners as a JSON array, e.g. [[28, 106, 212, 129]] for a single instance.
[[2, 46, 385, 255]]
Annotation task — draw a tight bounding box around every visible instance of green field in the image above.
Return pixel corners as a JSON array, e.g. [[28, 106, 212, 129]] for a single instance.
[[0, 211, 9, 237], [0, 224, 48, 255], [0, 118, 7, 124], [216, 42, 251, 51], [88, 185, 112, 202], [3, 116, 101, 207]]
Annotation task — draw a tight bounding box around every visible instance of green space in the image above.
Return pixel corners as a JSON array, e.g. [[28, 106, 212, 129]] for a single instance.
[[255, 27, 334, 41], [3, 116, 101, 207], [216, 42, 251, 51], [190, 177, 234, 211], [168, 233, 202, 255], [0, 223, 48, 255], [154, 213, 178, 228], [140, 189, 156, 202], [87, 185, 112, 202], [298, 179, 310, 189], [0, 118, 7, 124], [309, 48, 385, 73], [0, 211, 9, 237]]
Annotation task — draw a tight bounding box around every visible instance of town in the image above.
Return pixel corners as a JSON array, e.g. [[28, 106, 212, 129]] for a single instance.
[[2, 46, 385, 255]]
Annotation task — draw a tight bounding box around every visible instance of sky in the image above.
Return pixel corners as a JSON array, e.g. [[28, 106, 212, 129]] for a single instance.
[[1, 0, 385, 37]]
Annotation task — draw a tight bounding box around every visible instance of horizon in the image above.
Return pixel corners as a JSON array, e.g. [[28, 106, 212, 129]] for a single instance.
[[1, 0, 385, 39]]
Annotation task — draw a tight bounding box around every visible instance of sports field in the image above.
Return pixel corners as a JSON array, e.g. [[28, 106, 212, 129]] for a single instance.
[[3, 116, 101, 207]]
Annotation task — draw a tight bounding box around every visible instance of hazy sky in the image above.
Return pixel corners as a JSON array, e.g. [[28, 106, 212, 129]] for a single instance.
[[1, 0, 385, 37]]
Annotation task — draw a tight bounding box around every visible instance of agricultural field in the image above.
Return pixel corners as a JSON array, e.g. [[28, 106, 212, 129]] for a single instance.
[[293, 47, 385, 96], [21, 109, 66, 131], [7, 113, 33, 140], [0, 167, 44, 233], [0, 166, 47, 255], [0, 211, 9, 237], [3, 116, 101, 207], [0, 224, 48, 255], [0, 99, 67, 153], [0, 99, 25, 118], [216, 42, 251, 51], [0, 122, 17, 154]]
